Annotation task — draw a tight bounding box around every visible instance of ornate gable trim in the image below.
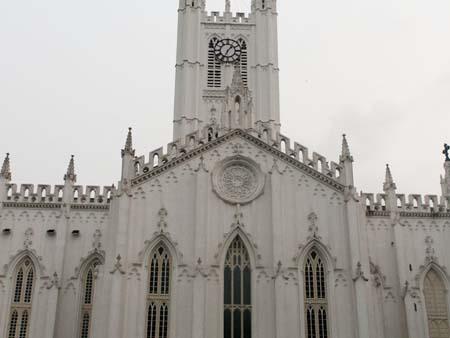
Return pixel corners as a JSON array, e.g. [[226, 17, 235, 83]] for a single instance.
[[131, 129, 345, 192]]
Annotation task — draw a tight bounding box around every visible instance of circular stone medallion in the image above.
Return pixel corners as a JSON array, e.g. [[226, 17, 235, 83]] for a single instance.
[[212, 156, 265, 205]]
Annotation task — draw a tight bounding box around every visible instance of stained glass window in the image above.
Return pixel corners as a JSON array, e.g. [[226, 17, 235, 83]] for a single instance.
[[146, 245, 172, 338], [224, 236, 252, 338], [8, 258, 35, 338], [304, 250, 328, 338]]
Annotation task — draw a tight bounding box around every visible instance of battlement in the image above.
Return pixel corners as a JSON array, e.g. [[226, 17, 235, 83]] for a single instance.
[[203, 11, 252, 24], [132, 126, 344, 185], [362, 192, 450, 215], [3, 184, 114, 206]]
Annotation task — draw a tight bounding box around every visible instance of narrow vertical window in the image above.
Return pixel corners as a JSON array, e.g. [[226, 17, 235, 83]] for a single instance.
[[237, 39, 248, 87], [79, 260, 100, 338], [8, 258, 35, 338], [146, 245, 172, 338], [304, 250, 329, 338], [224, 236, 252, 338], [424, 269, 450, 338], [208, 37, 222, 88]]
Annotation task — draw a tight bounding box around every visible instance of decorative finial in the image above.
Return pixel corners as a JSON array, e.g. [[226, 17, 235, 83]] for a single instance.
[[383, 164, 397, 191], [340, 134, 353, 162], [121, 127, 135, 157], [1, 153, 11, 181], [443, 143, 450, 162], [64, 155, 77, 183], [225, 0, 231, 12]]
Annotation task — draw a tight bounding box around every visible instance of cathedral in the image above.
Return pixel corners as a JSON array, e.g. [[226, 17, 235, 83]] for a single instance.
[[1, 1, 450, 338]]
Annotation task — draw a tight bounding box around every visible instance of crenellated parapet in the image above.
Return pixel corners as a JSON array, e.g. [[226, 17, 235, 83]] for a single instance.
[[203, 11, 252, 25], [362, 192, 450, 217], [2, 183, 114, 209], [130, 127, 345, 189]]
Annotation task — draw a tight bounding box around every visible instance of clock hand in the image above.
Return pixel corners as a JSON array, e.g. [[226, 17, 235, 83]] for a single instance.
[[222, 45, 231, 56], [226, 47, 235, 57]]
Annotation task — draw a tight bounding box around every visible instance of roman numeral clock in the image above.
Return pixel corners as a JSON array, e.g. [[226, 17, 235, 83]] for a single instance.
[[214, 38, 242, 63]]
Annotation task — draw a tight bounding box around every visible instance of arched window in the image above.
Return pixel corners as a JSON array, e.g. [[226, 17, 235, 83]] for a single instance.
[[423, 269, 450, 338], [224, 236, 252, 338], [207, 37, 222, 88], [8, 257, 35, 338], [146, 245, 172, 338], [237, 39, 248, 87], [304, 250, 329, 338], [79, 259, 101, 338]]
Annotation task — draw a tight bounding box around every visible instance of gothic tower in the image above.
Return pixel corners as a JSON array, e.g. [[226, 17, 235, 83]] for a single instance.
[[173, 0, 280, 142]]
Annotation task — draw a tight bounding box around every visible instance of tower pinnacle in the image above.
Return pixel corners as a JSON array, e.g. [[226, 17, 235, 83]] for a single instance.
[[64, 155, 77, 183], [0, 153, 11, 181], [383, 164, 397, 192], [340, 134, 353, 163], [122, 127, 135, 157]]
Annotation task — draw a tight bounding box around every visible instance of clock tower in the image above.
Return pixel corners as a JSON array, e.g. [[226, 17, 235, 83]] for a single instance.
[[173, 0, 280, 142]]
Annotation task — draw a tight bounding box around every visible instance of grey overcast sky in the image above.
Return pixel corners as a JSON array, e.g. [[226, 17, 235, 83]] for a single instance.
[[1, 0, 449, 195]]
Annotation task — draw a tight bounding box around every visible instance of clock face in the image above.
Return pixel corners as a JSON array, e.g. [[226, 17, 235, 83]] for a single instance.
[[214, 39, 242, 63]]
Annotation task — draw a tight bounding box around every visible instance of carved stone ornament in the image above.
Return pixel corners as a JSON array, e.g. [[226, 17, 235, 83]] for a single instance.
[[212, 155, 265, 205]]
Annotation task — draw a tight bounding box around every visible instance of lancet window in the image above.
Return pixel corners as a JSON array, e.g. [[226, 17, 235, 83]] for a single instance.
[[7, 257, 35, 338], [304, 250, 329, 338], [224, 236, 252, 338], [79, 259, 101, 338], [423, 269, 450, 338], [146, 245, 172, 338], [208, 37, 222, 88]]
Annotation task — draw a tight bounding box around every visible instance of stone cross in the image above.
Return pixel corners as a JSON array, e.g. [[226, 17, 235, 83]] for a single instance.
[[443, 143, 450, 162]]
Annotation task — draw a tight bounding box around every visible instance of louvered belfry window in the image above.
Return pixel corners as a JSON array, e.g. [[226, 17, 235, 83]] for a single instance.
[[304, 250, 329, 338], [224, 236, 252, 338], [207, 37, 222, 88], [146, 246, 172, 338], [79, 260, 100, 338], [237, 38, 248, 87], [424, 269, 450, 338], [8, 258, 35, 338]]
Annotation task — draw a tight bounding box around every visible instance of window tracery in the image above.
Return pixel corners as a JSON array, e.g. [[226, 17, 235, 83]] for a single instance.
[[424, 269, 450, 338], [8, 257, 35, 338], [79, 259, 100, 338], [146, 245, 172, 338], [224, 236, 252, 338], [304, 250, 328, 338]]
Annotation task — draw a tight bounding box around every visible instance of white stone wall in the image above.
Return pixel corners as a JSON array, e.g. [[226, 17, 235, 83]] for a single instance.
[[1, 135, 450, 338]]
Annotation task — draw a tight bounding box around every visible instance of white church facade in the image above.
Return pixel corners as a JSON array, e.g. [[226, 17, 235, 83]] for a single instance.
[[1, 1, 450, 338]]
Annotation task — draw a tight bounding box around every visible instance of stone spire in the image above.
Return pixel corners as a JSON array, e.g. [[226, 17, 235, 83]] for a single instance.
[[64, 155, 77, 183], [121, 127, 135, 158], [383, 164, 397, 192], [340, 134, 353, 163], [0, 153, 11, 181]]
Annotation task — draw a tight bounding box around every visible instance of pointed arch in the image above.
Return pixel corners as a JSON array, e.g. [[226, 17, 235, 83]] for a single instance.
[[7, 256, 36, 338], [420, 264, 450, 338], [139, 232, 182, 267], [77, 254, 103, 338], [145, 243, 173, 338], [4, 249, 45, 278], [303, 248, 329, 338], [217, 227, 260, 268], [223, 235, 252, 338], [295, 239, 336, 274]]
